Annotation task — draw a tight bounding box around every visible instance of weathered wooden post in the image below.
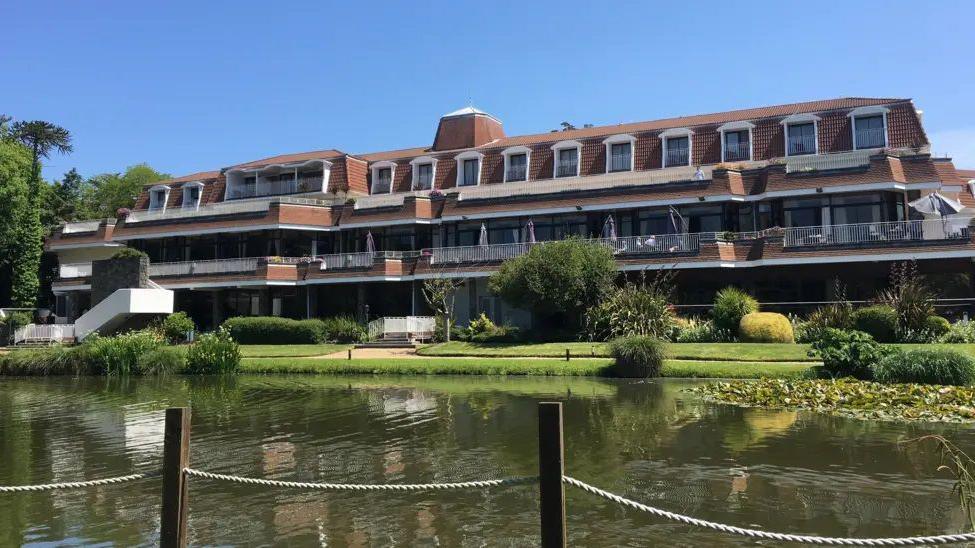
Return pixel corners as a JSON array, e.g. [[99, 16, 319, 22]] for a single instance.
[[348, 348, 352, 360], [538, 402, 567, 547], [565, 348, 570, 362], [161, 407, 191, 548]]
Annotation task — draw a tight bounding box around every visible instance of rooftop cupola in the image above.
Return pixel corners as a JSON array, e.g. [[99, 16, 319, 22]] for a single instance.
[[431, 106, 505, 151]]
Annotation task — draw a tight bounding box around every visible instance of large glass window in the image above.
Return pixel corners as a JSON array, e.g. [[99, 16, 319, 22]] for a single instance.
[[507, 153, 527, 182], [724, 130, 750, 161], [787, 123, 816, 155], [664, 137, 690, 167], [830, 193, 884, 225], [415, 164, 433, 190], [609, 143, 631, 172], [372, 168, 392, 194], [682, 205, 723, 233], [461, 159, 479, 186], [854, 115, 886, 149], [783, 196, 828, 227], [556, 148, 578, 177]]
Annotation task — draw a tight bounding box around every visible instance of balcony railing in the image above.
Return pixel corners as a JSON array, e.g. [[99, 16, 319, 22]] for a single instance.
[[371, 179, 392, 194], [784, 149, 874, 174], [783, 220, 969, 248], [506, 165, 527, 182], [556, 161, 578, 177], [228, 177, 322, 200], [62, 220, 101, 234], [413, 175, 433, 190], [788, 135, 816, 156], [855, 127, 886, 149], [606, 233, 701, 255], [149, 257, 261, 277], [723, 142, 750, 162], [123, 196, 334, 223], [664, 148, 689, 167], [609, 153, 631, 172], [317, 252, 376, 270], [59, 263, 93, 279]]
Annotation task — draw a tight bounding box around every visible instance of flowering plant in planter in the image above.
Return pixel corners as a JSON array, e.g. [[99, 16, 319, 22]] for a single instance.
[[116, 207, 131, 218]]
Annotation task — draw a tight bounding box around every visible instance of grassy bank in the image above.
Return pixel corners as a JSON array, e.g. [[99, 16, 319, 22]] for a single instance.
[[417, 341, 818, 362], [241, 357, 813, 378], [240, 344, 349, 358]]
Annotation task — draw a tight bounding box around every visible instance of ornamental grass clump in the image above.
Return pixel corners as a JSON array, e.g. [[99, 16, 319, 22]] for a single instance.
[[738, 312, 794, 343], [608, 336, 666, 378], [186, 328, 240, 374], [320, 316, 366, 343], [874, 348, 975, 387], [712, 286, 758, 336], [83, 330, 163, 375], [585, 282, 674, 341], [136, 346, 187, 375]]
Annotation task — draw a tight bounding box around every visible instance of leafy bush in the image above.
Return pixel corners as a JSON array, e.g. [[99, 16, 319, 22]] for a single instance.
[[320, 316, 366, 343], [939, 321, 975, 343], [806, 280, 855, 334], [608, 336, 666, 378], [585, 282, 674, 341], [83, 330, 164, 375], [186, 328, 241, 374], [874, 348, 975, 386], [161, 312, 195, 344], [712, 287, 758, 335], [810, 328, 890, 380], [222, 316, 322, 344], [853, 305, 898, 343], [924, 316, 951, 338], [738, 312, 794, 343], [136, 346, 187, 375], [463, 313, 521, 343], [671, 317, 733, 343], [4, 310, 34, 331], [877, 261, 935, 333], [0, 346, 89, 376], [112, 247, 148, 259]]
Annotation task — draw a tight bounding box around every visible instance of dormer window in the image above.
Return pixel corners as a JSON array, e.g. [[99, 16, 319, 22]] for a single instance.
[[148, 185, 170, 211], [454, 151, 484, 187], [781, 113, 820, 156], [603, 134, 636, 173], [660, 128, 692, 167], [370, 161, 396, 194], [849, 106, 889, 150], [551, 141, 582, 178], [502, 146, 531, 182], [409, 156, 438, 191], [182, 182, 203, 209], [718, 121, 754, 162]]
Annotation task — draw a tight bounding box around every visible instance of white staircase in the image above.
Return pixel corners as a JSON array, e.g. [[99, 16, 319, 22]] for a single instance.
[[74, 287, 174, 341]]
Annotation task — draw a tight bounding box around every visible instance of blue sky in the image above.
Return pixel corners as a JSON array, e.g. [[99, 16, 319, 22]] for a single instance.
[[2, 0, 973, 181]]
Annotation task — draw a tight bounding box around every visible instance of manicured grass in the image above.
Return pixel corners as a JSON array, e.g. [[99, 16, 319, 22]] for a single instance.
[[241, 357, 813, 379], [417, 341, 818, 362], [894, 343, 975, 357], [240, 344, 350, 358]]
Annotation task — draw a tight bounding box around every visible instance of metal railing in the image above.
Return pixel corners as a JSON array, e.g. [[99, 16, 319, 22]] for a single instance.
[[506, 165, 527, 182], [317, 252, 375, 270], [149, 257, 261, 277], [413, 175, 433, 190], [783, 219, 970, 248], [429, 242, 534, 265], [13, 324, 75, 345], [367, 316, 436, 341], [723, 142, 750, 162], [787, 135, 816, 155], [371, 179, 392, 194], [556, 161, 577, 177], [227, 178, 321, 200], [784, 149, 875, 174], [606, 233, 701, 255], [125, 200, 272, 223], [664, 148, 689, 167], [61, 220, 101, 234], [855, 127, 886, 149], [609, 153, 631, 172], [59, 263, 92, 279]]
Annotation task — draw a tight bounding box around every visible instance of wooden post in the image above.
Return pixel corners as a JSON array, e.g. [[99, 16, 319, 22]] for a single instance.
[[161, 407, 191, 548], [565, 348, 570, 362], [538, 402, 567, 547], [348, 348, 352, 360]]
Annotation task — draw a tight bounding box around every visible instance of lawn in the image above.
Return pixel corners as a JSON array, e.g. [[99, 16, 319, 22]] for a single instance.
[[416, 341, 818, 362], [240, 344, 350, 358], [241, 357, 813, 379]]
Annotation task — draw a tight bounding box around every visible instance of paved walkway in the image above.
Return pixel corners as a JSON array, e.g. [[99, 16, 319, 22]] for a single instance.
[[317, 347, 424, 359]]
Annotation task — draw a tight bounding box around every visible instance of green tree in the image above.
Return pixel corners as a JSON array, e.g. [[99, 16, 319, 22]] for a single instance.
[[80, 163, 170, 218], [41, 168, 89, 231], [488, 239, 617, 332], [0, 140, 33, 306]]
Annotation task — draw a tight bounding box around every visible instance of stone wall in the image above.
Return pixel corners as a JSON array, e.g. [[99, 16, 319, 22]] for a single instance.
[[91, 256, 149, 307]]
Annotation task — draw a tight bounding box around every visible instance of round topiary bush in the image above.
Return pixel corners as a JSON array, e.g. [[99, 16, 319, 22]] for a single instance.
[[924, 315, 951, 338], [853, 305, 898, 343], [712, 287, 758, 335], [873, 348, 975, 386], [738, 312, 795, 343], [608, 336, 666, 378]]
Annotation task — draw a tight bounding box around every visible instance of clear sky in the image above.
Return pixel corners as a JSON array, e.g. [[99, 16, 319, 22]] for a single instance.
[[2, 0, 973, 181]]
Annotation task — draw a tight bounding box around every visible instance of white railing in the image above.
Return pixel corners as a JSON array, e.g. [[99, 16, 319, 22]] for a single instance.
[[413, 175, 434, 190], [149, 257, 261, 277], [783, 219, 970, 248], [556, 161, 578, 177], [665, 148, 689, 167], [606, 233, 701, 255], [59, 263, 92, 279], [227, 178, 322, 200], [723, 142, 750, 162], [370, 180, 392, 195], [353, 189, 453, 210], [318, 252, 375, 270], [855, 127, 886, 149], [429, 242, 534, 265], [785, 149, 875, 174], [506, 165, 527, 182], [609, 153, 631, 172], [367, 316, 435, 341], [125, 200, 272, 223], [13, 324, 75, 345], [787, 135, 817, 156], [62, 220, 101, 234]]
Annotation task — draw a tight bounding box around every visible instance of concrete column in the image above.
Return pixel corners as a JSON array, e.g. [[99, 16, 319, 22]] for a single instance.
[[259, 289, 272, 316], [210, 290, 225, 330], [357, 284, 367, 322]]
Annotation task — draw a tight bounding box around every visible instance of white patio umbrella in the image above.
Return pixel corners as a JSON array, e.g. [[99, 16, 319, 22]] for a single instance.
[[602, 215, 618, 241], [365, 231, 376, 254], [525, 219, 536, 244], [909, 192, 964, 217], [478, 223, 489, 246]]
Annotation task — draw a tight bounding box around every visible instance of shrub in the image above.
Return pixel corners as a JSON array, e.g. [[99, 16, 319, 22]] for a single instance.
[[320, 316, 366, 343], [222, 316, 322, 344], [608, 336, 666, 378], [738, 312, 794, 343], [874, 348, 975, 386], [939, 320, 975, 344], [584, 282, 674, 341], [186, 328, 241, 374], [136, 346, 187, 375], [463, 313, 521, 343], [810, 328, 890, 380], [853, 305, 898, 343], [112, 247, 148, 259], [924, 315, 951, 338], [0, 346, 89, 376], [4, 310, 34, 331], [712, 287, 758, 335], [162, 312, 195, 344], [83, 330, 164, 375], [877, 261, 935, 333], [671, 317, 733, 343]]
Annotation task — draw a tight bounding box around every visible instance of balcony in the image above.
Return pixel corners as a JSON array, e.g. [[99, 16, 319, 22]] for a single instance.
[[123, 196, 334, 223], [506, 165, 527, 182], [664, 148, 689, 167], [855, 127, 886, 149], [317, 252, 376, 270], [556, 161, 578, 178], [609, 153, 631, 172], [228, 177, 322, 200], [62, 221, 101, 234], [723, 142, 750, 162], [782, 220, 970, 248], [371, 178, 392, 194], [784, 149, 874, 174], [59, 263, 93, 279], [413, 175, 433, 190], [149, 257, 262, 277], [788, 135, 816, 156]]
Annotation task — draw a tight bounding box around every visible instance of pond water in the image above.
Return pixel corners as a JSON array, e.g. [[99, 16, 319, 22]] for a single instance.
[[1, 375, 974, 547]]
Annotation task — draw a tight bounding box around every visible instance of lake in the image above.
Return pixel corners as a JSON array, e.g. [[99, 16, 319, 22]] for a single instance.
[[1, 375, 973, 547]]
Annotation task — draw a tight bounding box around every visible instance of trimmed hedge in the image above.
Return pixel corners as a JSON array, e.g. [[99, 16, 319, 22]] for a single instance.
[[222, 316, 321, 344], [853, 305, 898, 343], [321, 316, 366, 343], [738, 312, 794, 343], [607, 336, 666, 378], [874, 348, 975, 386], [924, 315, 951, 338]]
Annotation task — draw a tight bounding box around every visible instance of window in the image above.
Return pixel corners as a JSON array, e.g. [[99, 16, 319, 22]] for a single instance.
[[603, 134, 636, 173], [787, 123, 816, 156], [854, 115, 886, 149], [461, 159, 479, 186], [454, 152, 483, 187], [783, 196, 827, 227], [148, 185, 170, 211], [182, 182, 203, 209], [507, 153, 527, 181], [410, 156, 438, 191], [664, 136, 690, 167], [373, 168, 392, 193], [724, 130, 750, 161], [551, 140, 582, 178]]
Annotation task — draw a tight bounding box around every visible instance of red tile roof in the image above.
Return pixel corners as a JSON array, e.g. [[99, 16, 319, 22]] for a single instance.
[[958, 169, 975, 180], [229, 149, 346, 169], [151, 170, 221, 186]]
